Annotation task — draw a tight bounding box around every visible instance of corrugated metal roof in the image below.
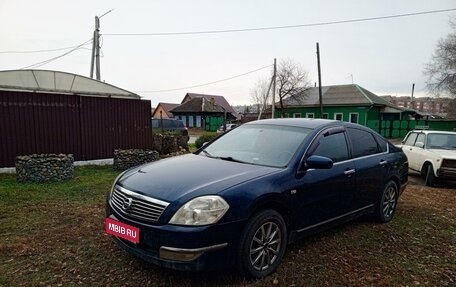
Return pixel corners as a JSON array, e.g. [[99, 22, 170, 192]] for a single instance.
[[0, 69, 140, 99], [282, 84, 398, 107]]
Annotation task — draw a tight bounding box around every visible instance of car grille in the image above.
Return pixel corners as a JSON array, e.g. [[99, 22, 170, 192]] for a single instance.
[[441, 159, 456, 169], [110, 185, 169, 223]]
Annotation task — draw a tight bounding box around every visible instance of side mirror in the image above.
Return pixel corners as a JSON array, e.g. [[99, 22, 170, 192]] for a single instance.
[[305, 155, 334, 170], [415, 142, 424, 148]]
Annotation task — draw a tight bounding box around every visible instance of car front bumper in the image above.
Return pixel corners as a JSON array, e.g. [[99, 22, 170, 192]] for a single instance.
[[437, 167, 456, 180], [106, 200, 245, 272]]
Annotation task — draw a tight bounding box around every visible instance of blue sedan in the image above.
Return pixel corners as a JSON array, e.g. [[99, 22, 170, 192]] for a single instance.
[[105, 118, 408, 278]]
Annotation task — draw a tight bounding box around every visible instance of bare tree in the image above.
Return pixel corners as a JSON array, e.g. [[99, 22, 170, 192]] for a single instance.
[[424, 20, 456, 97], [250, 78, 271, 113], [276, 60, 311, 117]]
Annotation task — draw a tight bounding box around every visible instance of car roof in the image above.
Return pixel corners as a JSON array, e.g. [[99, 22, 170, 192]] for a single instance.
[[410, 130, 456, 135], [244, 118, 349, 130]]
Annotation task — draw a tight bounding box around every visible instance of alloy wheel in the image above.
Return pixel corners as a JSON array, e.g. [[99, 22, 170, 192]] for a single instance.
[[249, 222, 282, 271], [382, 186, 397, 219]]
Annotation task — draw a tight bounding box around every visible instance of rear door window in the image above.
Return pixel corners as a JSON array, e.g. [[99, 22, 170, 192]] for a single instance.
[[374, 134, 388, 152], [347, 128, 379, 158], [404, 132, 418, 146]]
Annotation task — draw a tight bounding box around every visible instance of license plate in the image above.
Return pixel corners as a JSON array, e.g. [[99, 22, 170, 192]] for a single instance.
[[105, 218, 140, 244]]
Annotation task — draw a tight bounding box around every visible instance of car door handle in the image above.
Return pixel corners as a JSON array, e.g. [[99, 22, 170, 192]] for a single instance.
[[379, 160, 388, 166], [344, 169, 356, 175]]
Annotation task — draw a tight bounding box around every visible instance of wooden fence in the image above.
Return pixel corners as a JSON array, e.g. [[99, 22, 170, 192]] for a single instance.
[[367, 119, 456, 139]]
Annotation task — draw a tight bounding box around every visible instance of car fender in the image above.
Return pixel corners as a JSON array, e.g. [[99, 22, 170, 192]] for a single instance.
[[421, 160, 437, 177]]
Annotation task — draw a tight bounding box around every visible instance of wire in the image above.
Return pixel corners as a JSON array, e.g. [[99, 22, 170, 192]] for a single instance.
[[104, 8, 456, 36], [135, 64, 273, 93], [20, 39, 93, 69], [0, 41, 92, 54]]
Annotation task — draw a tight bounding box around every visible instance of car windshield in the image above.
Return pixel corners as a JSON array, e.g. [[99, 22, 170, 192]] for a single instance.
[[426, 133, 456, 150], [200, 124, 312, 167]]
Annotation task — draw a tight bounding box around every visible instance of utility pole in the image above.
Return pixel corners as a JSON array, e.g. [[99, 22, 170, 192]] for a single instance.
[[90, 16, 100, 80], [316, 43, 323, 118], [272, 58, 276, 119], [90, 10, 113, 80], [90, 16, 98, 79]]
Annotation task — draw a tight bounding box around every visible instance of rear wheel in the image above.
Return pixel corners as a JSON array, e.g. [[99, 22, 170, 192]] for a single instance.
[[237, 210, 287, 279], [424, 164, 435, 187], [376, 181, 398, 223]]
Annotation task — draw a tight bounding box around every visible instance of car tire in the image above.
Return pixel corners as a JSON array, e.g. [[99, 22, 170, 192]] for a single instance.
[[237, 209, 287, 279], [424, 164, 435, 187], [376, 181, 398, 223]]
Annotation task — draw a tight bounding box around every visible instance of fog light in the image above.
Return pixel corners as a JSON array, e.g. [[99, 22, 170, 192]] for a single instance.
[[159, 243, 228, 262]]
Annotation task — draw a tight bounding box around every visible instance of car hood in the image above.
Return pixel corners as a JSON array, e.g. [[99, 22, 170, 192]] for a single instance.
[[427, 149, 456, 159], [117, 154, 280, 202]]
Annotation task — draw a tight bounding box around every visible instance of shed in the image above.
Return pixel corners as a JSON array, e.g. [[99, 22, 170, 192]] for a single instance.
[[0, 70, 152, 168]]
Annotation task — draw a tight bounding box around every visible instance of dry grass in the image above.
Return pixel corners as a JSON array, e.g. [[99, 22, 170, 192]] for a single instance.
[[1, 167, 455, 286]]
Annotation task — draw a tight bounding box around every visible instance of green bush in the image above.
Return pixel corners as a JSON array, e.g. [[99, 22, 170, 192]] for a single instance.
[[195, 132, 218, 148], [152, 130, 180, 137]]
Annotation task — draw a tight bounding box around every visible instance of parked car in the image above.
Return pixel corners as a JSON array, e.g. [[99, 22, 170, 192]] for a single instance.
[[216, 123, 238, 134], [152, 118, 188, 138], [105, 119, 408, 278], [400, 129, 456, 186]]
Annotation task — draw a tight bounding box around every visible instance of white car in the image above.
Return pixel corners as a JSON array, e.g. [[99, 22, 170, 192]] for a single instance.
[[216, 123, 238, 134], [401, 130, 456, 186]]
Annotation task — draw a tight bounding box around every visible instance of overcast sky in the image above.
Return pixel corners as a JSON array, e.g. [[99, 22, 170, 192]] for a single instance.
[[1, 0, 455, 107]]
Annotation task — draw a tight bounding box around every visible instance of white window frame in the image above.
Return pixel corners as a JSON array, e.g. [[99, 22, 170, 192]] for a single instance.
[[334, 113, 343, 121], [349, 113, 359, 123], [306, 113, 315, 118], [294, 113, 302, 118], [322, 113, 329, 119]]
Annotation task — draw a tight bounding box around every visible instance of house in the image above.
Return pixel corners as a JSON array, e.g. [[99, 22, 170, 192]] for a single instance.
[[171, 93, 238, 131], [182, 93, 236, 114], [277, 84, 405, 125], [151, 102, 180, 119]]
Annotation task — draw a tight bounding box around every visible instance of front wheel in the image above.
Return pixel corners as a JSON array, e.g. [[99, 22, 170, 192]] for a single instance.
[[376, 181, 398, 223], [424, 164, 435, 187], [237, 209, 287, 279]]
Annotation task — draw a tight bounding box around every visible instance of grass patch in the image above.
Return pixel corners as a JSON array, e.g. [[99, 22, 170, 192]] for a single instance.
[[188, 143, 198, 153], [1, 167, 455, 286]]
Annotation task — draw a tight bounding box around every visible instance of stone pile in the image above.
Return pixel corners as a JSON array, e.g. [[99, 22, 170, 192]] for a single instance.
[[15, 154, 74, 182], [113, 149, 159, 170], [152, 134, 188, 155]]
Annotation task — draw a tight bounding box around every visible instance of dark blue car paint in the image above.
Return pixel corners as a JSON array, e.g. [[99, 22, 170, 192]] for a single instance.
[[106, 119, 408, 272]]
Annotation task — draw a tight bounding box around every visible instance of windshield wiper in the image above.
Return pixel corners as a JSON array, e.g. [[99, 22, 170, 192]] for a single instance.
[[201, 149, 215, 158], [217, 156, 247, 164], [201, 150, 246, 163]]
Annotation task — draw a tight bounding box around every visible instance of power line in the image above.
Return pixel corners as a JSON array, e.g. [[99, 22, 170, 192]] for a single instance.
[[0, 41, 92, 54], [20, 39, 93, 69], [136, 64, 273, 93], [105, 8, 456, 36]]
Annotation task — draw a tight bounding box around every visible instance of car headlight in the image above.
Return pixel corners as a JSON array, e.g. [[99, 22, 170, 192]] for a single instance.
[[169, 196, 229, 226]]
